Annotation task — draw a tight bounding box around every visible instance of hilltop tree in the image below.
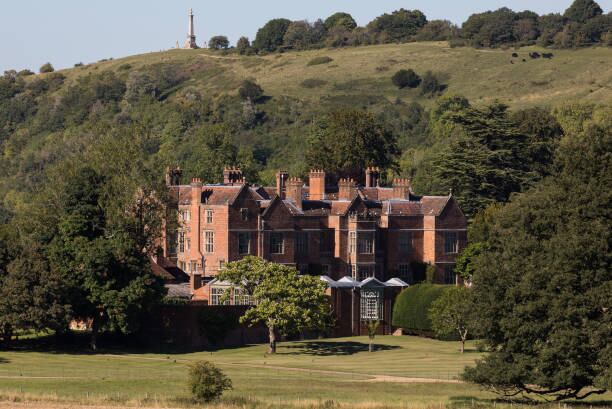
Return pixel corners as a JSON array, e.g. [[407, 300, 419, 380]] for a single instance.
[[236, 36, 251, 54], [218, 256, 331, 354], [39, 63, 54, 74], [209, 36, 230, 50], [324, 12, 357, 31], [564, 0, 603, 23], [368, 9, 427, 42], [283, 20, 326, 50], [307, 110, 399, 182], [253, 18, 292, 52], [463, 121, 612, 400]]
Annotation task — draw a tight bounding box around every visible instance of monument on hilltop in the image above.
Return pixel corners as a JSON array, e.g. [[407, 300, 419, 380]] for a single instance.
[[184, 8, 198, 49]]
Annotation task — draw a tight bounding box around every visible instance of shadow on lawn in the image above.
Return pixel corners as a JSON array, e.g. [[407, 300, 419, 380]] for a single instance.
[[450, 396, 612, 408], [0, 357, 9, 364], [280, 341, 401, 356]]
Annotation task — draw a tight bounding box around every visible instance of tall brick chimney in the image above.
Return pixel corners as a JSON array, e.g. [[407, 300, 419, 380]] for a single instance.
[[392, 178, 411, 200], [223, 167, 244, 185], [309, 169, 326, 201], [190, 178, 204, 288], [276, 170, 288, 199], [365, 167, 381, 188], [338, 178, 358, 201], [285, 177, 303, 209]]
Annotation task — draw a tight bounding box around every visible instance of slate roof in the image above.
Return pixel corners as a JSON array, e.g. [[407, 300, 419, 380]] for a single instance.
[[170, 184, 452, 217]]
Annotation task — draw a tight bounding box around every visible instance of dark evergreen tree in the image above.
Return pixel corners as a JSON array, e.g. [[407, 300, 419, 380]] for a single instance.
[[208, 36, 230, 50], [463, 121, 612, 400]]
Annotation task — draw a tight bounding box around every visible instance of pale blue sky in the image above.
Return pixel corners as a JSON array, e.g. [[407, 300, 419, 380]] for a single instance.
[[1, 0, 610, 72]]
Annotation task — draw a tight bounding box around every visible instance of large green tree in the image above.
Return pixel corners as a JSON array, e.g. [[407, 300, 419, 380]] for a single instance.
[[564, 0, 603, 23], [368, 9, 428, 42], [307, 110, 399, 182], [324, 12, 357, 31], [413, 100, 548, 217], [46, 166, 165, 349], [463, 121, 611, 400], [253, 18, 292, 52], [218, 256, 331, 354]]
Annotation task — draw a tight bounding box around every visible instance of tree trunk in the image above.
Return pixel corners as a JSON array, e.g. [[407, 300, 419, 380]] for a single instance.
[[460, 339, 465, 354], [268, 326, 276, 354], [369, 339, 373, 352], [90, 317, 99, 351]]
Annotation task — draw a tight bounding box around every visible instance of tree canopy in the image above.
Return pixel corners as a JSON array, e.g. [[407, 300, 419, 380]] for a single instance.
[[218, 256, 331, 354], [306, 110, 399, 182], [463, 119, 611, 400], [253, 18, 292, 52]]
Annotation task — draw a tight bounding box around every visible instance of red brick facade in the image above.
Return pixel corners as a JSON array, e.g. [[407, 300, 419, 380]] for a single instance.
[[157, 167, 467, 295]]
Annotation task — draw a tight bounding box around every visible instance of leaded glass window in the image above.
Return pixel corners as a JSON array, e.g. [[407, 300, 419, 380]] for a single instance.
[[360, 289, 382, 320]]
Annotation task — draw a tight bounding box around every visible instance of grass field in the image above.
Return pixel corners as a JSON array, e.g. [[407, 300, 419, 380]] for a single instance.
[[54, 42, 612, 110], [0, 336, 610, 408]]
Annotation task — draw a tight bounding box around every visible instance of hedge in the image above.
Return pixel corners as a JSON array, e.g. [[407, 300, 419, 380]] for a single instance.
[[392, 284, 452, 335]]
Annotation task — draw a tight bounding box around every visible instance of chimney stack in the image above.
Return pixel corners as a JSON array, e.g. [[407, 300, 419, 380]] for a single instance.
[[338, 178, 358, 201], [392, 178, 411, 200], [285, 177, 303, 209], [223, 167, 244, 185], [365, 167, 381, 188], [276, 170, 288, 199], [309, 169, 326, 200]]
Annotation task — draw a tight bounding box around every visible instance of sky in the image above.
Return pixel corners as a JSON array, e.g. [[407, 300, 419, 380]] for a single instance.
[[1, 0, 610, 73]]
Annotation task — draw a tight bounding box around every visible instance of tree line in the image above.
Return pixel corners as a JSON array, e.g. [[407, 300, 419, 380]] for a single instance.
[[205, 0, 610, 53]]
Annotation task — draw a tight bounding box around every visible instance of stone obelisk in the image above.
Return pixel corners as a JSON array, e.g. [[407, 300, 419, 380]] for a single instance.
[[184, 8, 198, 49]]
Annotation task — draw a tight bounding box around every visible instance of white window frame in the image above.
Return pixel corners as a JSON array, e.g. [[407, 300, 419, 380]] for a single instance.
[[204, 230, 214, 253], [358, 232, 374, 254], [206, 209, 213, 224], [349, 231, 356, 254]]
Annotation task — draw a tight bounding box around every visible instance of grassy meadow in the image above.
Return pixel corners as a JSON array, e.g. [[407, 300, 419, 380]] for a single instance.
[[0, 336, 610, 408], [55, 42, 612, 110]]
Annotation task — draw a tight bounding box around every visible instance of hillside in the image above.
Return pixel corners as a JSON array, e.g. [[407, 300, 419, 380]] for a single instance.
[[0, 42, 611, 215], [63, 42, 611, 109]]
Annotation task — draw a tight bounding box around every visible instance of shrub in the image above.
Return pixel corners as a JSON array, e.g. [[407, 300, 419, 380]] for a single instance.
[[188, 361, 232, 403], [39, 63, 54, 74], [419, 71, 447, 97], [307, 56, 333, 66], [238, 79, 264, 101], [301, 78, 328, 88], [391, 69, 421, 89], [392, 284, 451, 335]]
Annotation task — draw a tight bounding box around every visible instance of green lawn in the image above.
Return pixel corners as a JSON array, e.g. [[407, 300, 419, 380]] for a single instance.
[[0, 336, 486, 406], [0, 336, 610, 408]]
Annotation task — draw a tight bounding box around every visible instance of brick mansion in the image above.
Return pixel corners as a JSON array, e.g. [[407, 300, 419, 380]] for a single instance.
[[153, 167, 467, 336]]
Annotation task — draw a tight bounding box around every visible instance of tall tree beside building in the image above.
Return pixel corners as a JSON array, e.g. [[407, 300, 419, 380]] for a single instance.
[[463, 120, 612, 400], [307, 110, 399, 182], [46, 167, 165, 350]]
